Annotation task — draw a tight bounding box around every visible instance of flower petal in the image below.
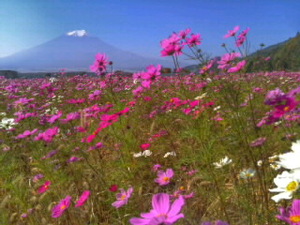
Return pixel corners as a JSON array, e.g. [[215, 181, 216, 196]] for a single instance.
[[152, 193, 170, 214]]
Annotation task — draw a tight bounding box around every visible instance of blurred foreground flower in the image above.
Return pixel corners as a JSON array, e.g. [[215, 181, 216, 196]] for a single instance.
[[270, 171, 300, 202], [277, 199, 300, 224], [130, 193, 185, 225], [277, 140, 300, 171]]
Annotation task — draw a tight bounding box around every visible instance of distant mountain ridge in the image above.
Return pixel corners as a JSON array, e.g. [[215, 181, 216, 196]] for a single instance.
[[0, 30, 174, 72]]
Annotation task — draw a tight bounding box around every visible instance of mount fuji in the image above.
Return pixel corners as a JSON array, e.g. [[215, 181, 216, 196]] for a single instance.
[[0, 30, 175, 72]]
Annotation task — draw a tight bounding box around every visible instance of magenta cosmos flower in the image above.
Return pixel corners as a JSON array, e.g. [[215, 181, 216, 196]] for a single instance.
[[16, 129, 38, 139], [224, 25, 240, 38], [38, 180, 51, 194], [90, 53, 109, 74], [155, 168, 174, 186], [227, 60, 246, 73], [75, 190, 90, 207], [277, 199, 300, 224], [52, 196, 72, 218], [112, 187, 133, 208], [130, 193, 185, 225]]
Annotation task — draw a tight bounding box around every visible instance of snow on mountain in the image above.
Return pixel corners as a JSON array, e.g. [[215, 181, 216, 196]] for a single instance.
[[66, 30, 88, 37]]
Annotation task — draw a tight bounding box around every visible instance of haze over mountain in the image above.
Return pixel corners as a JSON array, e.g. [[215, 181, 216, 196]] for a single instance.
[[0, 30, 175, 72]]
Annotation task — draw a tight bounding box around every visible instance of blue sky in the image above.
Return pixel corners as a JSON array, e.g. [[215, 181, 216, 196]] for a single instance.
[[0, 0, 299, 59]]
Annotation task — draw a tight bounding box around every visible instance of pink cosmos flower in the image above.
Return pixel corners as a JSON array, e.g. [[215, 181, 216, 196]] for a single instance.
[[172, 190, 195, 200], [38, 181, 51, 194], [41, 149, 58, 160], [236, 28, 250, 47], [179, 28, 191, 39], [33, 174, 44, 182], [140, 143, 151, 151], [89, 90, 102, 101], [264, 56, 271, 61], [109, 184, 119, 192], [227, 60, 246, 73], [47, 111, 63, 124], [67, 156, 82, 163], [142, 65, 162, 81], [75, 190, 90, 207], [129, 193, 185, 225], [14, 112, 37, 123], [112, 187, 134, 208], [34, 127, 60, 143], [161, 33, 183, 56], [60, 112, 80, 123], [88, 142, 104, 151], [155, 168, 174, 186], [250, 137, 267, 147], [90, 53, 109, 75], [218, 52, 241, 70], [200, 60, 215, 74], [141, 80, 151, 89], [133, 86, 144, 96], [152, 164, 162, 172], [277, 199, 300, 224], [16, 129, 38, 139], [186, 33, 202, 46], [13, 97, 34, 106], [52, 196, 72, 218], [66, 98, 85, 104], [224, 25, 240, 38]]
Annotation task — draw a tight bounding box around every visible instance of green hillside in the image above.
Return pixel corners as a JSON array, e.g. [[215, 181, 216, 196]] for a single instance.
[[246, 33, 300, 72]]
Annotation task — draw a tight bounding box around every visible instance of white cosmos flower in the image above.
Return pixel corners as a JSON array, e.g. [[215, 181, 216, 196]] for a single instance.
[[133, 150, 152, 158], [49, 77, 57, 83], [239, 168, 256, 179], [269, 170, 300, 202], [257, 160, 263, 167], [0, 118, 17, 130], [213, 156, 232, 168], [163, 151, 176, 158], [291, 140, 300, 152], [270, 163, 281, 170], [194, 93, 207, 100], [277, 140, 300, 171]]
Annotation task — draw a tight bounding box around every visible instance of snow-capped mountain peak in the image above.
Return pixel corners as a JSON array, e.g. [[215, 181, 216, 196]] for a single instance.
[[66, 30, 88, 37]]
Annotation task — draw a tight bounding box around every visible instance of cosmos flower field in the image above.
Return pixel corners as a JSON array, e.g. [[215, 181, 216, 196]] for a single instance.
[[1, 27, 300, 225]]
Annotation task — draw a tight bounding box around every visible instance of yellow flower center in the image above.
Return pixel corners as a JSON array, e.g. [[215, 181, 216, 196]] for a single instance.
[[163, 177, 170, 182], [286, 181, 299, 192], [284, 106, 290, 112], [60, 204, 67, 210], [120, 194, 127, 200], [157, 213, 168, 219], [290, 215, 300, 223]]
